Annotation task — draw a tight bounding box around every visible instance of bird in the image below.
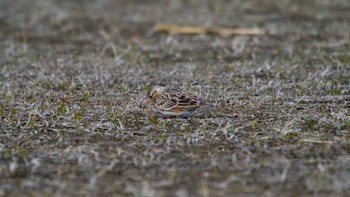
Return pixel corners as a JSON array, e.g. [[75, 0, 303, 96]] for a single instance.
[[147, 86, 206, 118]]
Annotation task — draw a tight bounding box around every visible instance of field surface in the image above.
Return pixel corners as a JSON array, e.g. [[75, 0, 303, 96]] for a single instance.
[[0, 0, 350, 196]]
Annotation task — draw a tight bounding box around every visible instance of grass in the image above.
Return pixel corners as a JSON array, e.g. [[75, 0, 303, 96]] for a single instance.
[[0, 0, 350, 196]]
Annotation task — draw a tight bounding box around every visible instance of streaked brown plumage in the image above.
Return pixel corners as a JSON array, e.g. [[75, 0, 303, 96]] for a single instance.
[[147, 86, 205, 118]]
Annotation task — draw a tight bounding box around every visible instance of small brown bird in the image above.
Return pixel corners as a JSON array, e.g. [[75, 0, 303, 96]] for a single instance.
[[147, 86, 206, 118]]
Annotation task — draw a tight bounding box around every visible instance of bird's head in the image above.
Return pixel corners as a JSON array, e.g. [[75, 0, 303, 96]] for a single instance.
[[147, 86, 166, 102]]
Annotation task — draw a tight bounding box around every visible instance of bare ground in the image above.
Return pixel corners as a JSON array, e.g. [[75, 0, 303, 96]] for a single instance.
[[0, 0, 350, 196]]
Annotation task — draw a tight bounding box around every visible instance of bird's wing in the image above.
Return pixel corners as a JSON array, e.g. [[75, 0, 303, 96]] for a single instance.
[[155, 91, 201, 112]]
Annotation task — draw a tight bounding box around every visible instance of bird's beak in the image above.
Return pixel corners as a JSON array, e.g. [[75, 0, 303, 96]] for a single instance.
[[142, 98, 152, 106], [146, 99, 153, 104]]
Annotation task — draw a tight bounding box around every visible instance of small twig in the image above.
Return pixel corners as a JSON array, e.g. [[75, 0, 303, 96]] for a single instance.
[[153, 24, 207, 34], [300, 139, 333, 145], [152, 23, 268, 37], [208, 27, 266, 36]]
